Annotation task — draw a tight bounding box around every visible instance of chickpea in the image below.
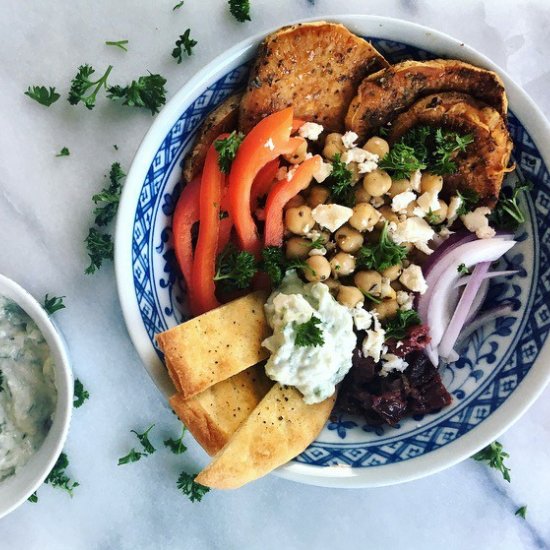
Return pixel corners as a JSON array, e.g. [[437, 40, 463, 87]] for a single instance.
[[285, 205, 314, 235], [355, 186, 372, 203], [307, 185, 330, 208], [354, 270, 383, 296], [381, 264, 402, 281], [284, 194, 306, 209], [285, 236, 310, 259], [380, 277, 397, 300], [335, 225, 364, 253], [363, 136, 390, 158], [387, 178, 412, 198], [323, 278, 341, 293], [373, 299, 399, 320], [283, 139, 308, 165], [337, 286, 364, 308], [363, 169, 392, 197], [349, 202, 381, 232], [330, 252, 356, 277], [376, 205, 399, 229], [303, 256, 331, 282], [429, 199, 449, 224], [421, 172, 444, 194], [348, 162, 361, 185], [323, 133, 345, 160]]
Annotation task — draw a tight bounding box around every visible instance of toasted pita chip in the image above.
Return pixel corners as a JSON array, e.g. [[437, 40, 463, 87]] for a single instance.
[[170, 365, 273, 455], [183, 92, 242, 183], [195, 384, 335, 489], [156, 291, 270, 398], [239, 21, 388, 133]]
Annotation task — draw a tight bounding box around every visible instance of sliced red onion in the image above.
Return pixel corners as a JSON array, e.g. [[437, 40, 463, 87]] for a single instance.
[[455, 304, 516, 346], [421, 238, 516, 364], [466, 279, 490, 324], [439, 261, 491, 359], [454, 270, 519, 287], [422, 231, 475, 277]]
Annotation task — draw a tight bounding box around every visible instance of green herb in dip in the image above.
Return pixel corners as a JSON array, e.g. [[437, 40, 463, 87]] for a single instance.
[[262, 271, 356, 404], [0, 296, 57, 482]]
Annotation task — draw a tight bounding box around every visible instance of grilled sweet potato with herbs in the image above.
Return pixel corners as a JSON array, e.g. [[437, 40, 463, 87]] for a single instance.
[[346, 59, 507, 140], [183, 92, 242, 183], [388, 92, 513, 204], [239, 22, 388, 134]]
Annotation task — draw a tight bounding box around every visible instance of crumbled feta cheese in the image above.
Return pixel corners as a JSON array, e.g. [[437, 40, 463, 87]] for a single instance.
[[342, 131, 358, 149], [391, 191, 417, 213], [264, 138, 275, 151], [379, 353, 409, 377], [312, 204, 353, 233], [410, 170, 422, 193], [438, 227, 453, 238], [358, 159, 378, 174], [399, 264, 428, 294], [298, 122, 324, 141], [342, 148, 379, 175], [391, 216, 435, 254], [396, 290, 414, 310], [286, 167, 297, 181], [276, 166, 288, 180], [313, 160, 333, 183], [370, 196, 385, 208], [461, 207, 496, 239], [351, 307, 372, 331], [447, 195, 462, 225], [308, 247, 327, 257], [416, 191, 440, 214], [361, 314, 386, 362]]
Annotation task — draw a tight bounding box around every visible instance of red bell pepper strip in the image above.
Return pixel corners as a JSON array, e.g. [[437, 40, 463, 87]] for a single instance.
[[250, 159, 280, 211], [228, 107, 294, 256], [191, 136, 227, 315], [172, 175, 201, 293], [217, 184, 233, 255], [264, 155, 321, 247]]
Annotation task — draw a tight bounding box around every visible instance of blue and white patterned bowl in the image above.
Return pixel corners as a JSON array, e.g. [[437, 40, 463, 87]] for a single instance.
[[115, 16, 550, 487]]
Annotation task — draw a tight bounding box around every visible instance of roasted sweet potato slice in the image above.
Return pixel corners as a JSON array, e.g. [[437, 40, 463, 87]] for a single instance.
[[183, 92, 242, 183], [195, 384, 336, 489], [239, 22, 388, 134], [170, 365, 273, 456], [388, 92, 513, 203], [346, 59, 507, 140]]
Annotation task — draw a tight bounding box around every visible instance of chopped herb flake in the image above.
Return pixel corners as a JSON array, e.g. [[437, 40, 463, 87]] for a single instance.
[[105, 40, 129, 51], [172, 29, 197, 62], [25, 86, 60, 107], [164, 425, 188, 455], [73, 379, 90, 408], [177, 471, 210, 502], [472, 440, 511, 482], [45, 453, 79, 496], [42, 294, 66, 315], [56, 147, 70, 157], [228, 0, 251, 22]]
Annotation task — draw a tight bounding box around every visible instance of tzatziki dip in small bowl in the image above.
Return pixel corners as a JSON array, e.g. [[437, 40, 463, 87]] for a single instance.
[[0, 274, 72, 519]]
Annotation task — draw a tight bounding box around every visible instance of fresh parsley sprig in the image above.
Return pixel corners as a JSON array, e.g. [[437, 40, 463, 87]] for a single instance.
[[172, 29, 197, 63], [228, 0, 251, 22], [107, 73, 167, 115], [84, 228, 114, 274], [27, 491, 38, 503], [42, 294, 66, 315], [379, 141, 426, 180], [491, 180, 531, 230], [45, 452, 79, 497], [164, 425, 188, 455], [73, 379, 90, 408], [177, 471, 210, 502], [456, 188, 480, 216], [457, 263, 470, 275], [68, 64, 113, 110], [118, 449, 144, 465], [384, 309, 421, 340], [105, 40, 129, 51], [214, 244, 257, 290], [261, 246, 310, 287], [431, 128, 474, 175], [25, 86, 60, 107], [118, 424, 156, 465], [93, 162, 126, 226], [472, 440, 511, 482], [327, 154, 354, 207], [294, 316, 324, 348], [356, 222, 407, 272], [56, 147, 70, 157], [214, 131, 244, 173]]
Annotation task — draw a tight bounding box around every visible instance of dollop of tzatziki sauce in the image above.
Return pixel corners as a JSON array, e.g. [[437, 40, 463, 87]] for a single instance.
[[0, 296, 57, 482], [262, 271, 356, 404]]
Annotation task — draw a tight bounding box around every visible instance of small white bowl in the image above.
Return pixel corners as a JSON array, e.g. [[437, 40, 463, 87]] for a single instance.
[[0, 274, 73, 519]]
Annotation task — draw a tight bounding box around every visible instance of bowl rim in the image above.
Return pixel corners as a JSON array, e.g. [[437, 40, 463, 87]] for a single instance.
[[0, 274, 73, 517], [115, 14, 550, 487]]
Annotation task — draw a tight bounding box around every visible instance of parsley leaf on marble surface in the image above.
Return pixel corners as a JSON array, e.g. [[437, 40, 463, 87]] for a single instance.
[[118, 449, 145, 465], [45, 452, 79, 496], [42, 294, 66, 315], [228, 0, 251, 22], [27, 491, 38, 503], [472, 440, 511, 482], [73, 379, 90, 408], [131, 424, 156, 455], [173, 1, 184, 9], [172, 29, 197, 62], [68, 64, 113, 110], [164, 425, 188, 455], [24, 86, 60, 107], [0, 370, 4, 393], [92, 162, 126, 226], [55, 147, 70, 157], [107, 73, 167, 115], [515, 506, 527, 519], [84, 228, 114, 274], [177, 471, 210, 502], [105, 40, 129, 51]]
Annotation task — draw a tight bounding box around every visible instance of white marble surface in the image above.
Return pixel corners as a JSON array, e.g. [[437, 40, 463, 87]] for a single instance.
[[1, 1, 550, 548]]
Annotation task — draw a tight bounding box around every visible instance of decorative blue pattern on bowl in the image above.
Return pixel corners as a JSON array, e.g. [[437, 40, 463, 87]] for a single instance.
[[131, 38, 550, 468]]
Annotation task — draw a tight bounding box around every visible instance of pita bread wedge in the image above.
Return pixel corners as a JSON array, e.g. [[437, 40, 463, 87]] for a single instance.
[[170, 365, 273, 455], [239, 21, 388, 133], [195, 384, 335, 489], [156, 291, 270, 398]]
